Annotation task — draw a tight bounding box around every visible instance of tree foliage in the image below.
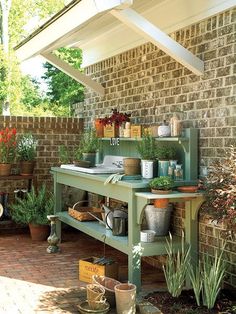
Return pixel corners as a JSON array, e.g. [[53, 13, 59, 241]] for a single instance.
[[42, 47, 84, 107], [0, 0, 76, 116]]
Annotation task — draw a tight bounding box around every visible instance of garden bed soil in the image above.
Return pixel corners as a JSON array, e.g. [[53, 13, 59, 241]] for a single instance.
[[146, 289, 236, 314]]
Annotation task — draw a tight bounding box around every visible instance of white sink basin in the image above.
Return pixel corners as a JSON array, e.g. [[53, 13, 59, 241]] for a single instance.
[[60, 155, 125, 174]]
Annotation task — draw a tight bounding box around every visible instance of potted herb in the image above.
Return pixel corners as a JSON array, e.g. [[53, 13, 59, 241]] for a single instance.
[[149, 176, 175, 194], [10, 184, 54, 241], [17, 133, 37, 175], [0, 127, 17, 176], [137, 132, 157, 178], [79, 129, 99, 166], [156, 144, 177, 177], [58, 145, 70, 165]]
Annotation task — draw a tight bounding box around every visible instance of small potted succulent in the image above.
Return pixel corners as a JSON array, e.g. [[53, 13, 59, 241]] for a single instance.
[[17, 133, 37, 175]]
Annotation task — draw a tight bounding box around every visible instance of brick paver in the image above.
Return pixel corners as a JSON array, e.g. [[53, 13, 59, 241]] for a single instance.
[[0, 228, 165, 313]]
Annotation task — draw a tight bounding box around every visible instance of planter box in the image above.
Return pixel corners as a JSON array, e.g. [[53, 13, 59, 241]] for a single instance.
[[78, 257, 118, 283]]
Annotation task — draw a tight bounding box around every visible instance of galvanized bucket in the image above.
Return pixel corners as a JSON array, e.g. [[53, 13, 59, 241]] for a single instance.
[[144, 204, 172, 236]]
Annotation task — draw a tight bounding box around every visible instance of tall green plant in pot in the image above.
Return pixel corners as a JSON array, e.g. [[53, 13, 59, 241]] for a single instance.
[[137, 132, 157, 178], [79, 129, 99, 167], [10, 184, 54, 241], [17, 133, 37, 175], [156, 143, 177, 177]]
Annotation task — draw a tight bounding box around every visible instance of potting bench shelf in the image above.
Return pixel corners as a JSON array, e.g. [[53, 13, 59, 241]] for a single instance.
[[51, 167, 204, 292], [99, 128, 198, 182]]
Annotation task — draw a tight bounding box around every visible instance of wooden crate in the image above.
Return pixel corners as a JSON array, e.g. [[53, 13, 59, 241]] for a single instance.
[[103, 125, 119, 138], [78, 257, 118, 283], [130, 125, 142, 138]]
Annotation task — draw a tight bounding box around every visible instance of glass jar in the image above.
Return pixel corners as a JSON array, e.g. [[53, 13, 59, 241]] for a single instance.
[[170, 113, 182, 137], [174, 164, 183, 181]]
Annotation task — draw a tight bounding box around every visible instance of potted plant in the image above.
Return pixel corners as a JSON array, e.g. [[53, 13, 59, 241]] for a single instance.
[[58, 145, 70, 165], [156, 144, 177, 177], [0, 127, 17, 176], [79, 129, 99, 166], [201, 146, 236, 225], [17, 133, 37, 175], [99, 108, 131, 138], [149, 176, 175, 194], [145, 176, 175, 236], [137, 132, 157, 178], [10, 184, 54, 240]]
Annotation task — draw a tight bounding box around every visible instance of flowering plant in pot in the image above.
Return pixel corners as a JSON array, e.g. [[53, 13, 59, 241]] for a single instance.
[[0, 127, 17, 175], [10, 184, 54, 240], [99, 108, 131, 137], [99, 108, 131, 128], [17, 133, 37, 175]]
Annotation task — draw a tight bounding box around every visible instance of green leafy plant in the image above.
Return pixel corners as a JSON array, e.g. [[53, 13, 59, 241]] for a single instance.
[[17, 133, 37, 161], [188, 263, 202, 306], [137, 132, 157, 160], [201, 248, 226, 309], [156, 144, 176, 160], [79, 129, 99, 153], [73, 146, 83, 161], [162, 233, 191, 297], [201, 146, 236, 224], [149, 176, 175, 191], [10, 185, 54, 225], [59, 145, 70, 164]]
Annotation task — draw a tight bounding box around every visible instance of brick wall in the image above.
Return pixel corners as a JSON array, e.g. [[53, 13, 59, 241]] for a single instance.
[[0, 116, 83, 198], [74, 8, 236, 287]]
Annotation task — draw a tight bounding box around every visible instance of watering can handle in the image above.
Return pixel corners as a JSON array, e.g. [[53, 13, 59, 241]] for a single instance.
[[105, 211, 113, 231]]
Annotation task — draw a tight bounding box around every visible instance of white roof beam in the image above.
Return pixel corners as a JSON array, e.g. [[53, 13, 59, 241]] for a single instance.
[[41, 52, 105, 96], [111, 8, 204, 75], [16, 0, 133, 62]]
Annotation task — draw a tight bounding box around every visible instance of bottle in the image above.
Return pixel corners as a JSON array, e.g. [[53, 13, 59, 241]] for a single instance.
[[170, 113, 182, 137], [158, 120, 171, 137], [174, 164, 183, 181]]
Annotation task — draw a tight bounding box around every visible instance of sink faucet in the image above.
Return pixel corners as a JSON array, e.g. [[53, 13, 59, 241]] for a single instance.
[[112, 161, 123, 168]]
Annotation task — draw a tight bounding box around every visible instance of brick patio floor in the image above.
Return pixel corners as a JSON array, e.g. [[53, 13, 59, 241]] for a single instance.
[[0, 227, 165, 313]]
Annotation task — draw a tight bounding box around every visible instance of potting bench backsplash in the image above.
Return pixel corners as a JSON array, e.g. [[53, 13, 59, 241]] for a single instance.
[[99, 128, 198, 183]]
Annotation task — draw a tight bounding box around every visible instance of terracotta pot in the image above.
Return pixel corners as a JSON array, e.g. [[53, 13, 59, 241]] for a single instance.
[[20, 161, 35, 175], [154, 198, 169, 208], [123, 158, 141, 175], [151, 189, 172, 194], [94, 118, 104, 138], [0, 163, 12, 176], [29, 223, 50, 241]]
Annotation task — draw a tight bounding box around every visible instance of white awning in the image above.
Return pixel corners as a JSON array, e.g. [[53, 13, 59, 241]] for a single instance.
[[15, 0, 235, 95]]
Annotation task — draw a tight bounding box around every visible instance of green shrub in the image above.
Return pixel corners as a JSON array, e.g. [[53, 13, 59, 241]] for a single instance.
[[10, 185, 54, 225]]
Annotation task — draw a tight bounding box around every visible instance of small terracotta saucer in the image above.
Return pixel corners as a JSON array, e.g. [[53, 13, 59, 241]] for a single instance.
[[177, 186, 199, 193]]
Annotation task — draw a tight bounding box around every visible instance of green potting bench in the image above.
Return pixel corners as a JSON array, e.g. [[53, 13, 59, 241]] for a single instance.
[[51, 128, 204, 292]]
